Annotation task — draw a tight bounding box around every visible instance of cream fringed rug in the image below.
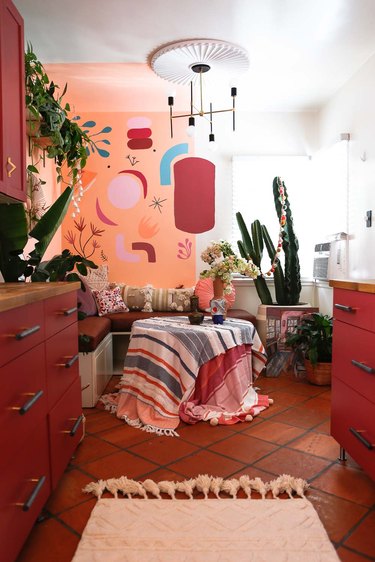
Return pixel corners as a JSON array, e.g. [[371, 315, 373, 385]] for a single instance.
[[73, 475, 339, 562]]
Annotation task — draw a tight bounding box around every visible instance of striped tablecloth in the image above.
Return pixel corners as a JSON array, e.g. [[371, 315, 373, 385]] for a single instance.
[[101, 316, 269, 436]]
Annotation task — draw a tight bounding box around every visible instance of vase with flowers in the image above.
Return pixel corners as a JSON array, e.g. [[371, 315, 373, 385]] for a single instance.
[[200, 241, 260, 322]]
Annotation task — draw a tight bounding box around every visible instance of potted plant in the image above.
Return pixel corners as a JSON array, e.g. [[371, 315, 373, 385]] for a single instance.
[[25, 43, 94, 192], [286, 312, 333, 385]]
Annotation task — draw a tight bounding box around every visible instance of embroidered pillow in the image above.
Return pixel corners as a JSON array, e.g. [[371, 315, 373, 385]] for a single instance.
[[82, 265, 109, 292], [152, 287, 194, 312], [122, 284, 153, 312], [194, 278, 236, 311], [92, 286, 129, 316]]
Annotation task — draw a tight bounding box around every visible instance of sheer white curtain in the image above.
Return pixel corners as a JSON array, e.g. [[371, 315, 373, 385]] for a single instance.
[[232, 155, 314, 278]]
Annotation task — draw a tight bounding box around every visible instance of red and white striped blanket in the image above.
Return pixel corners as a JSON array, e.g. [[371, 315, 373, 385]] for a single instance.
[[101, 317, 269, 436]]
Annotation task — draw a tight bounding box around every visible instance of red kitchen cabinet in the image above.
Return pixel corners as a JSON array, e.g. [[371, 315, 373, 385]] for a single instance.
[[0, 0, 26, 202], [0, 285, 82, 561], [331, 284, 375, 480]]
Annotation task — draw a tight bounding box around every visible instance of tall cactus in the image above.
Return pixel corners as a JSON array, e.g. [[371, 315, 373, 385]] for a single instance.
[[272, 177, 301, 305], [236, 176, 301, 306]]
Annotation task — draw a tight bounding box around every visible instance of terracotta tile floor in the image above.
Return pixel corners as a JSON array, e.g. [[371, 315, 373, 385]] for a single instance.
[[17, 371, 375, 562]]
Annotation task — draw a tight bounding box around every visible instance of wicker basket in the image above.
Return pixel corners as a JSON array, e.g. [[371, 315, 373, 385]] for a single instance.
[[304, 359, 331, 386]]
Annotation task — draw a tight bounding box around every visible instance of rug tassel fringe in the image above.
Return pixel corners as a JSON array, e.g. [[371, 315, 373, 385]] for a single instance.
[[82, 473, 309, 500]]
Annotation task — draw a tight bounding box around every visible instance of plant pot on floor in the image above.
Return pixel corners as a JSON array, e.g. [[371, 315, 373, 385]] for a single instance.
[[304, 359, 331, 386]]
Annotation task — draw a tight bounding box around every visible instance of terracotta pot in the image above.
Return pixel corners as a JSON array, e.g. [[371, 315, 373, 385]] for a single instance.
[[304, 359, 331, 386]]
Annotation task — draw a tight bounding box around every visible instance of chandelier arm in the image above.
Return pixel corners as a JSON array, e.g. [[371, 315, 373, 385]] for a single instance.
[[171, 108, 234, 119]]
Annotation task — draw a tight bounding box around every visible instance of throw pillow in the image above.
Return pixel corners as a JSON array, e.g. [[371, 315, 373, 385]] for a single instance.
[[77, 277, 98, 317], [194, 278, 236, 311], [92, 286, 129, 316], [152, 287, 194, 312], [122, 284, 153, 312], [82, 265, 109, 292]]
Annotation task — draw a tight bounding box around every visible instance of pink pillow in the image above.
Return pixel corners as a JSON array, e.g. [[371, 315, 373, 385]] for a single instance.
[[195, 278, 236, 311], [77, 277, 98, 317], [92, 286, 129, 316]]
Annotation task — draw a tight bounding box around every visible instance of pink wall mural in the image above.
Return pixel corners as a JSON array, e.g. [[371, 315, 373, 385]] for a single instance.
[[61, 113, 216, 287]]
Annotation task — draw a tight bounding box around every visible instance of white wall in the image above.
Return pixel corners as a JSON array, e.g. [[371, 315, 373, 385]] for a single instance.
[[318, 52, 375, 279]]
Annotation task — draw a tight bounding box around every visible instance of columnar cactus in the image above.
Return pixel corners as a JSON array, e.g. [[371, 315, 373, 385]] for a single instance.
[[236, 176, 301, 306], [272, 177, 301, 305]]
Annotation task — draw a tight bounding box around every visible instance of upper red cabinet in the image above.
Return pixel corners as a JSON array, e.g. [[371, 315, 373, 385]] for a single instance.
[[0, 0, 26, 203]]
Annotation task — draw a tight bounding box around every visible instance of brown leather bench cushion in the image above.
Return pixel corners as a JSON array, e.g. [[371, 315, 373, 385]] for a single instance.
[[78, 316, 111, 352], [78, 309, 257, 352]]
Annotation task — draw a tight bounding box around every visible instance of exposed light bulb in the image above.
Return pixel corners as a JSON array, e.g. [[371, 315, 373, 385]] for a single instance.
[[208, 132, 217, 152], [186, 116, 195, 137]]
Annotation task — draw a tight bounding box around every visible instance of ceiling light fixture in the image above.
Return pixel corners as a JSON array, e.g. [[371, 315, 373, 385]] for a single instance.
[[150, 39, 249, 143]]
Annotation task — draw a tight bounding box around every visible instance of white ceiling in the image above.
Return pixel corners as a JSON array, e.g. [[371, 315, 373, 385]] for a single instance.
[[14, 0, 375, 112]]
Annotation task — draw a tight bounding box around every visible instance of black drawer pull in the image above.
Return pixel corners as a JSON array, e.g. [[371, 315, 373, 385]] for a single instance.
[[70, 414, 83, 436], [334, 303, 355, 313], [350, 427, 374, 450], [351, 359, 375, 374], [22, 476, 46, 511], [17, 390, 44, 415], [15, 325, 41, 340], [63, 307, 78, 317], [65, 353, 79, 368]]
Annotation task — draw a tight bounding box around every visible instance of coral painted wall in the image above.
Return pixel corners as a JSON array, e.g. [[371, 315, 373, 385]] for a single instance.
[[61, 112, 215, 287]]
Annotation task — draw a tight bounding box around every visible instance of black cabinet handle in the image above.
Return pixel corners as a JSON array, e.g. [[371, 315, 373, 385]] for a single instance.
[[22, 476, 46, 511], [351, 359, 375, 374], [18, 390, 44, 415], [63, 307, 77, 317], [66, 414, 84, 437], [350, 427, 374, 450], [15, 325, 40, 340], [334, 303, 355, 313], [65, 353, 79, 368]]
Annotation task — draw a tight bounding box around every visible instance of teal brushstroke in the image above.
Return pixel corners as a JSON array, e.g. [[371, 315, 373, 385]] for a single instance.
[[160, 143, 189, 185]]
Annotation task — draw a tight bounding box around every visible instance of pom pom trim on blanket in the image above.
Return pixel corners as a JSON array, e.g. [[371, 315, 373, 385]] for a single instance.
[[83, 473, 309, 500]]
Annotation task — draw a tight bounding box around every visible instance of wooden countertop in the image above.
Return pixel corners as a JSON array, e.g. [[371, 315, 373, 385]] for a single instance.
[[0, 282, 81, 313], [329, 279, 375, 293]]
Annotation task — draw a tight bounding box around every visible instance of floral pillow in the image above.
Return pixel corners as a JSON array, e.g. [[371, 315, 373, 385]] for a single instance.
[[92, 286, 129, 316]]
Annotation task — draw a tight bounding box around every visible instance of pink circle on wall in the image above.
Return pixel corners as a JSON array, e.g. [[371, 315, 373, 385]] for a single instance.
[[107, 175, 141, 209]]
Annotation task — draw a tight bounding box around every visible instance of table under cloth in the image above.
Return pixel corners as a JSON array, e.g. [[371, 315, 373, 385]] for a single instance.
[[101, 316, 270, 436]]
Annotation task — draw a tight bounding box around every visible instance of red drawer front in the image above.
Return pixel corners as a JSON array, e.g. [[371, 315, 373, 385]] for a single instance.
[[44, 291, 78, 339], [46, 322, 79, 409], [0, 343, 46, 467], [333, 288, 375, 332], [331, 378, 375, 480], [332, 320, 375, 404], [49, 377, 83, 489], [0, 301, 44, 367], [0, 420, 51, 562]]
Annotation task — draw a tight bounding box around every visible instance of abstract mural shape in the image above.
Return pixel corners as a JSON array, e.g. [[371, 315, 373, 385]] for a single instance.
[[115, 234, 140, 262], [80, 169, 97, 193], [149, 196, 167, 213], [174, 157, 215, 233], [108, 175, 141, 209], [119, 170, 147, 198], [177, 238, 192, 259], [138, 216, 160, 238], [74, 117, 112, 158], [132, 242, 156, 263], [127, 116, 153, 150], [160, 143, 189, 185], [96, 198, 118, 226]]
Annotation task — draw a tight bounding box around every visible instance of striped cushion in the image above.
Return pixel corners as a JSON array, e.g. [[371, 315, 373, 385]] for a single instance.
[[152, 287, 194, 312]]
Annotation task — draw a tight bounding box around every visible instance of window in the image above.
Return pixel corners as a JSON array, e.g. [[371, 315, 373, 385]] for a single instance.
[[232, 155, 314, 278]]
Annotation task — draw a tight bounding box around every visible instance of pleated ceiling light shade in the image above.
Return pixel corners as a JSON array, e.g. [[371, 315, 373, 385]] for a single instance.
[[149, 39, 249, 143]]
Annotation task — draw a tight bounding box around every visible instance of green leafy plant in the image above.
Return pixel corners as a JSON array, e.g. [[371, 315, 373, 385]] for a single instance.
[[286, 312, 333, 366], [25, 43, 94, 190], [237, 176, 301, 305]]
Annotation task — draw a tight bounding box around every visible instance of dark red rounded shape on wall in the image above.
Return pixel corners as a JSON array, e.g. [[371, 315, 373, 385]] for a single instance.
[[174, 157, 215, 233], [127, 128, 152, 139], [127, 138, 153, 150]]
